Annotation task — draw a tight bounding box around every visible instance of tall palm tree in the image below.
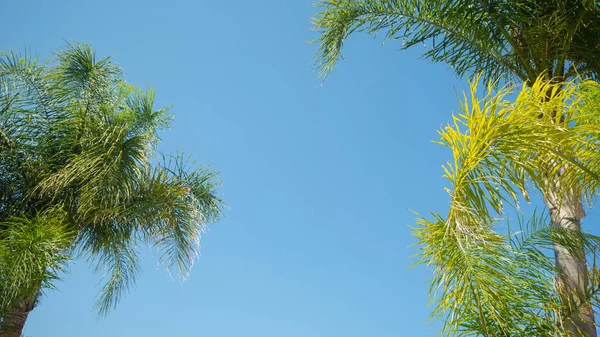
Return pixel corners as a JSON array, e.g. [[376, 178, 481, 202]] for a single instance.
[[312, 1, 600, 335], [0, 43, 223, 337]]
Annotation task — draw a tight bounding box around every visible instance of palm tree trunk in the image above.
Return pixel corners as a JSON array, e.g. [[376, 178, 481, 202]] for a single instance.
[[545, 175, 597, 337], [0, 293, 38, 337]]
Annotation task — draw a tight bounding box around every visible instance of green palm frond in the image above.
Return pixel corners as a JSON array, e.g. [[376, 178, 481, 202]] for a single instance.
[[72, 154, 222, 313], [125, 86, 173, 142], [312, 0, 522, 80], [0, 207, 73, 312], [150, 155, 223, 276], [50, 43, 121, 102], [312, 0, 600, 82], [0, 51, 52, 111], [82, 224, 139, 316]]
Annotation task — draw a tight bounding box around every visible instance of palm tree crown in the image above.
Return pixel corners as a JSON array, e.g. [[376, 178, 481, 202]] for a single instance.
[[0, 43, 223, 333], [414, 77, 600, 336]]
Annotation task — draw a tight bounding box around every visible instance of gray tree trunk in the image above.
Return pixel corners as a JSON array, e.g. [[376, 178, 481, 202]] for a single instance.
[[545, 175, 597, 337]]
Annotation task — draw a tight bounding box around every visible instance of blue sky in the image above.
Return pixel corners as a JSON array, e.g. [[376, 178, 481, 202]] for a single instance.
[[1, 1, 576, 336]]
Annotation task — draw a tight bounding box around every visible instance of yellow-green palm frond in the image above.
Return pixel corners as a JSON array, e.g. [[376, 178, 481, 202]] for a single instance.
[[414, 76, 600, 336], [438, 76, 600, 234]]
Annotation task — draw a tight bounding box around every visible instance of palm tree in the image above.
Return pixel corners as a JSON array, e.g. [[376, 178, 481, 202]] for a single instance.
[[0, 43, 223, 337], [312, 0, 600, 335], [414, 77, 600, 336]]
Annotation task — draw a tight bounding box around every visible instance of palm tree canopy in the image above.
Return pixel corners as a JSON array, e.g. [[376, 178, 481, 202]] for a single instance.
[[414, 77, 600, 336], [0, 43, 223, 315], [312, 0, 600, 82]]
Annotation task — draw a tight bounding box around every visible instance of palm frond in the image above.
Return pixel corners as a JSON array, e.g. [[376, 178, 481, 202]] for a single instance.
[[70, 153, 222, 313], [138, 154, 223, 278], [125, 86, 172, 142], [415, 212, 564, 336], [312, 0, 600, 82], [0, 207, 73, 313], [50, 43, 121, 100], [81, 224, 139, 316], [312, 0, 529, 80]]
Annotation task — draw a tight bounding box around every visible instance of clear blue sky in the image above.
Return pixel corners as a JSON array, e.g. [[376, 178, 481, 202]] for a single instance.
[[1, 1, 565, 336]]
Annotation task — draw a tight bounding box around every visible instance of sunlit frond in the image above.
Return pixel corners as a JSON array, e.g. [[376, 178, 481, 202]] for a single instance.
[[414, 77, 600, 336]]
